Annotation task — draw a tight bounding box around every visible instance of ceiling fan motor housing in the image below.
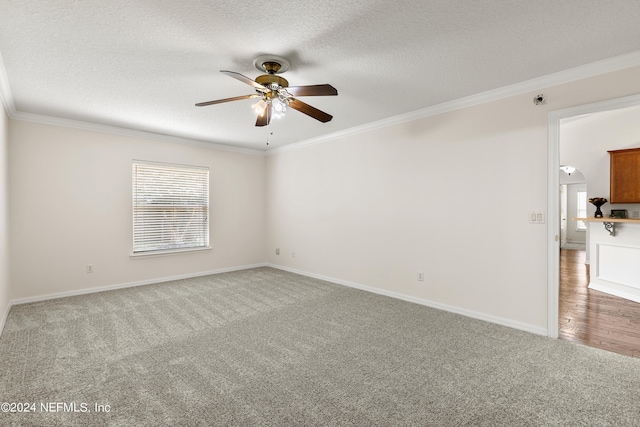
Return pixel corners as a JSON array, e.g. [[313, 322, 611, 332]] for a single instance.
[[255, 73, 289, 89], [255, 62, 290, 102]]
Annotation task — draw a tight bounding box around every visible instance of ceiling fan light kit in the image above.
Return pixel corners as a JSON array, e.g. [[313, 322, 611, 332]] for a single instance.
[[196, 55, 337, 127]]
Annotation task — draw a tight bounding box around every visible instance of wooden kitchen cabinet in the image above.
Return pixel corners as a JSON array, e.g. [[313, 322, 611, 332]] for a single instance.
[[609, 147, 640, 203]]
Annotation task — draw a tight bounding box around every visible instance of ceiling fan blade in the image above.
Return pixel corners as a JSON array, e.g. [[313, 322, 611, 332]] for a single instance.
[[288, 99, 333, 123], [221, 70, 269, 92], [286, 84, 338, 97], [255, 103, 272, 127], [195, 94, 259, 107]]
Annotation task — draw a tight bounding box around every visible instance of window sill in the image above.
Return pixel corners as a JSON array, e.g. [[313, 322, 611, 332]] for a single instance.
[[130, 246, 212, 259]]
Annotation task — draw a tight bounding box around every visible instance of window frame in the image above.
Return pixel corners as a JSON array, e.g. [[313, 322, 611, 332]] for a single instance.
[[131, 160, 210, 258], [576, 190, 587, 231]]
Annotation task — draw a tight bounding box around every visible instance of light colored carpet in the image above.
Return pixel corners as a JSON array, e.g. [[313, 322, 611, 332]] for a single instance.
[[1, 267, 639, 426]]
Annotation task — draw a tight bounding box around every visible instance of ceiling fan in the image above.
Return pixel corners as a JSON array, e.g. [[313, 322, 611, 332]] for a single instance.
[[196, 55, 338, 127]]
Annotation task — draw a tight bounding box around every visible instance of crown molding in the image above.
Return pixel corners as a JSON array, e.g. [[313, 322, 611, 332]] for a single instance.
[[0, 52, 16, 116], [3, 49, 640, 157], [266, 50, 640, 156], [0, 53, 264, 156], [9, 110, 265, 156]]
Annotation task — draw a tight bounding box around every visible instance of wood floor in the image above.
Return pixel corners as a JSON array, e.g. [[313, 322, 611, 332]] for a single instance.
[[559, 248, 640, 358]]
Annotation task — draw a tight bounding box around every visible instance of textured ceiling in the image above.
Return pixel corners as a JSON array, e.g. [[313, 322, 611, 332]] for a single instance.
[[1, 1, 640, 151]]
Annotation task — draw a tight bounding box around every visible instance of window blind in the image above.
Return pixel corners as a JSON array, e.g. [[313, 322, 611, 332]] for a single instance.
[[132, 161, 209, 254]]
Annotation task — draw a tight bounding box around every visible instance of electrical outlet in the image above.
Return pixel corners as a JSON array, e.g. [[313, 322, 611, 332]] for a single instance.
[[417, 272, 424, 282], [86, 264, 94, 273], [292, 252, 296, 258], [633, 211, 639, 218], [275, 248, 280, 255]]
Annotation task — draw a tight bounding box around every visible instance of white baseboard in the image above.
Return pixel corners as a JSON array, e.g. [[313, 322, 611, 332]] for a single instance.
[[267, 263, 548, 337], [9, 263, 267, 307], [3, 262, 547, 339]]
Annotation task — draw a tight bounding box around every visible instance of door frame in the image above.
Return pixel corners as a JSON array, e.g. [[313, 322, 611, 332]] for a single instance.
[[547, 93, 640, 338]]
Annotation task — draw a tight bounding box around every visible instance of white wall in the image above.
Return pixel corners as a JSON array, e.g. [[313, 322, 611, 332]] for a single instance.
[[5, 64, 640, 335], [266, 65, 640, 333], [9, 121, 266, 300], [0, 106, 9, 327], [560, 104, 640, 217]]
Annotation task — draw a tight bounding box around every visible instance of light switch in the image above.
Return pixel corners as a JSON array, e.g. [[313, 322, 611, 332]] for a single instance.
[[530, 212, 545, 224]]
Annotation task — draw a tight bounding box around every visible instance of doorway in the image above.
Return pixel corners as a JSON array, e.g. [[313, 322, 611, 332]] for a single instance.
[[547, 93, 640, 339], [559, 168, 586, 251]]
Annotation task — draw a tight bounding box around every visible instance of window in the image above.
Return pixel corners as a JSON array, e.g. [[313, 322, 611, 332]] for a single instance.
[[132, 160, 209, 255], [576, 190, 587, 231]]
